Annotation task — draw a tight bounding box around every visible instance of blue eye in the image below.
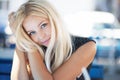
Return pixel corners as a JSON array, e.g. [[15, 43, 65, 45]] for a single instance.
[[28, 31, 36, 36], [41, 23, 47, 29]]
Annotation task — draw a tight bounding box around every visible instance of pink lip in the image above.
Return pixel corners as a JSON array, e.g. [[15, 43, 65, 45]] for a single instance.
[[42, 38, 50, 46]]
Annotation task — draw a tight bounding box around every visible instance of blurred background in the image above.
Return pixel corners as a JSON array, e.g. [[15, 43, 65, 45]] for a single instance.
[[0, 0, 120, 80]]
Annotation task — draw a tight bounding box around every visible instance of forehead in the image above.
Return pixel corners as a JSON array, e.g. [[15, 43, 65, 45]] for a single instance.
[[23, 15, 47, 24], [23, 15, 48, 28]]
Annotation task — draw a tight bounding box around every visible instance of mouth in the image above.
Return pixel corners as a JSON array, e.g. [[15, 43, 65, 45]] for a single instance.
[[41, 38, 50, 46]]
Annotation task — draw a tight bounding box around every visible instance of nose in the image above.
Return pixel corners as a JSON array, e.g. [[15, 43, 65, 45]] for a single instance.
[[37, 30, 46, 42]]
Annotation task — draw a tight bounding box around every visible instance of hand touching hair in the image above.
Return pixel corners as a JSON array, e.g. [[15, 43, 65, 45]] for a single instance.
[[8, 12, 16, 34]]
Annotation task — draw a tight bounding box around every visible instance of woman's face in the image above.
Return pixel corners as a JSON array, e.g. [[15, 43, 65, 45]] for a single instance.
[[23, 15, 51, 47]]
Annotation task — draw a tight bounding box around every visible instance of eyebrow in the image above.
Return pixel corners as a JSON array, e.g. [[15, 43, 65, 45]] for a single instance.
[[26, 20, 46, 33], [37, 20, 45, 28]]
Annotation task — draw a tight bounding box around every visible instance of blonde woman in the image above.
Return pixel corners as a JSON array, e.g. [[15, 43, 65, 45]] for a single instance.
[[9, 0, 96, 80]]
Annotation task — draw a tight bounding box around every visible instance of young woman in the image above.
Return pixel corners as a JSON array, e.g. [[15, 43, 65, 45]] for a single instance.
[[9, 0, 96, 80]]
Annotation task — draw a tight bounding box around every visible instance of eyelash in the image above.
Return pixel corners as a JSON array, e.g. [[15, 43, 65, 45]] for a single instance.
[[28, 23, 48, 36], [40, 23, 47, 29], [28, 31, 35, 36]]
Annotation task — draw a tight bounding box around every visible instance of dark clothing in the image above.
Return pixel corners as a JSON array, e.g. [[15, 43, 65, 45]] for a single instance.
[[71, 35, 96, 80], [43, 35, 95, 80]]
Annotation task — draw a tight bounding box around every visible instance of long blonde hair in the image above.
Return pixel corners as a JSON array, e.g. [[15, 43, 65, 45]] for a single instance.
[[10, 0, 72, 73]]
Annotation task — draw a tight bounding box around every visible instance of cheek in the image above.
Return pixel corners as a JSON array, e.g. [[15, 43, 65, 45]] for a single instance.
[[30, 36, 38, 43], [45, 26, 51, 36]]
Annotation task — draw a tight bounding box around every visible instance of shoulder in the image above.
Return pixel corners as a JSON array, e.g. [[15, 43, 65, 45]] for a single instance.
[[71, 35, 96, 53]]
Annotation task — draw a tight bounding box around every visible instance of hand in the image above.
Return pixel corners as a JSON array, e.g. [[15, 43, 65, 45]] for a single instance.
[[8, 12, 16, 34], [11, 47, 30, 80], [27, 50, 53, 80]]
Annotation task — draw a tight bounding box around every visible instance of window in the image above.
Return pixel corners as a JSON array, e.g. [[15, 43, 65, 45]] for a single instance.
[[0, 0, 9, 10]]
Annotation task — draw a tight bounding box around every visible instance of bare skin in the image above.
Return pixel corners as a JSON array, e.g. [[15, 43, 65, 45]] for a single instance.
[[11, 41, 96, 80], [11, 49, 29, 80], [10, 14, 96, 80], [23, 15, 51, 47]]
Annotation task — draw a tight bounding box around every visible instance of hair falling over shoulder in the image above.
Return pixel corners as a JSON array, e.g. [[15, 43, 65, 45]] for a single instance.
[[8, 0, 73, 73]]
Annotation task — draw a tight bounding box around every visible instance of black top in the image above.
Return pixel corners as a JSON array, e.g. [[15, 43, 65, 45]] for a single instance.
[[71, 35, 96, 80]]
